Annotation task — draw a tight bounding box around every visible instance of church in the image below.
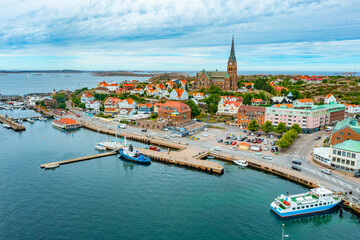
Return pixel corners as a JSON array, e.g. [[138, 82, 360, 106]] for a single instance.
[[194, 36, 238, 91]]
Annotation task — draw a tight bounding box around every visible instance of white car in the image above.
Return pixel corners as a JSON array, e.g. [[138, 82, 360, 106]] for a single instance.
[[320, 169, 332, 175], [229, 147, 238, 151], [213, 147, 222, 151], [119, 124, 126, 129], [262, 155, 272, 160], [202, 133, 209, 137], [164, 135, 170, 139]]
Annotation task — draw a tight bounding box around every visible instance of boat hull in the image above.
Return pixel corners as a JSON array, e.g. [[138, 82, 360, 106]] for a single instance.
[[119, 149, 151, 165], [270, 201, 340, 218]]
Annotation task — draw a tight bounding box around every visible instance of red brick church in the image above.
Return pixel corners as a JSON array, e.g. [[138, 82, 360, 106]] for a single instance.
[[194, 36, 238, 91]]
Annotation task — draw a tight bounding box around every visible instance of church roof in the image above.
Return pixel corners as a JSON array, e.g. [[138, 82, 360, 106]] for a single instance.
[[229, 35, 236, 62]]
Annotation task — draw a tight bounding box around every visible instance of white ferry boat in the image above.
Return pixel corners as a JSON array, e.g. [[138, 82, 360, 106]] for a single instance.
[[270, 187, 341, 218]]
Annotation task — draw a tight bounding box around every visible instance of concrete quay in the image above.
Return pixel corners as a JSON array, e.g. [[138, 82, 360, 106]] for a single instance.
[[0, 114, 26, 131]]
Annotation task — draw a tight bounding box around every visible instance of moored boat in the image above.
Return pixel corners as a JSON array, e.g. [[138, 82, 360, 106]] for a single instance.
[[2, 123, 11, 128], [44, 163, 60, 169], [119, 137, 151, 165], [95, 143, 107, 151], [270, 187, 341, 218], [149, 145, 160, 151], [234, 159, 248, 167]]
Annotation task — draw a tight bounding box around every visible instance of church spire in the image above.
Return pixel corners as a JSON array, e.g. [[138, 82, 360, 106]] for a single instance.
[[229, 34, 236, 61]]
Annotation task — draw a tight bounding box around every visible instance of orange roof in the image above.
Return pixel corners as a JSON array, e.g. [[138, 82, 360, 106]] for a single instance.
[[238, 142, 251, 146], [274, 104, 294, 108], [159, 101, 191, 113], [138, 103, 153, 108], [251, 98, 263, 102], [83, 92, 93, 98], [98, 81, 109, 87], [108, 83, 118, 86], [104, 97, 120, 104], [104, 108, 118, 112], [123, 83, 134, 87], [180, 80, 187, 84], [274, 86, 288, 91], [325, 94, 333, 98], [194, 92, 203, 96], [296, 98, 314, 103], [224, 101, 242, 107], [270, 82, 275, 86], [173, 88, 185, 97], [244, 82, 254, 86], [57, 118, 78, 125]]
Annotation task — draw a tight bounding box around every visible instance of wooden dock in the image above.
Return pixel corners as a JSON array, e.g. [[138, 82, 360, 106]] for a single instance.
[[0, 114, 26, 131], [40, 151, 117, 168]]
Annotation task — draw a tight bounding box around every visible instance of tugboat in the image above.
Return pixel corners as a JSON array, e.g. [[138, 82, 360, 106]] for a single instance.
[[270, 187, 341, 218], [119, 137, 151, 165]]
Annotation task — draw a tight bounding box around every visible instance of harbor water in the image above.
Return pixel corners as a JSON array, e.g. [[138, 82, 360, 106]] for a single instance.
[[1, 109, 360, 240]]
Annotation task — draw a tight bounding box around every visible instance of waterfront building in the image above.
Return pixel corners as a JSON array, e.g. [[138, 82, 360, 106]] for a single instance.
[[44, 98, 57, 107], [325, 94, 337, 104], [217, 101, 242, 116], [104, 107, 119, 115], [119, 98, 137, 109], [330, 140, 360, 173], [154, 103, 162, 113], [193, 36, 237, 91], [193, 92, 204, 101], [138, 103, 154, 114], [81, 92, 94, 103], [104, 97, 120, 109], [52, 118, 81, 130], [313, 147, 331, 165], [251, 98, 266, 105], [169, 88, 188, 101], [157, 101, 191, 125], [265, 103, 345, 133], [237, 105, 265, 129], [116, 108, 137, 119], [330, 118, 360, 145], [270, 96, 292, 105], [293, 98, 314, 106], [85, 100, 102, 111]]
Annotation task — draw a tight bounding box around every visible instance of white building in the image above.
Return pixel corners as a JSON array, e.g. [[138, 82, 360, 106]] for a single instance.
[[219, 95, 243, 105], [169, 89, 188, 101], [106, 83, 119, 92], [325, 94, 337, 104], [193, 92, 204, 101], [217, 101, 242, 116], [330, 140, 360, 173], [81, 93, 94, 103], [85, 100, 102, 111], [116, 108, 137, 119], [118, 98, 137, 108], [293, 98, 314, 106], [344, 104, 360, 114]]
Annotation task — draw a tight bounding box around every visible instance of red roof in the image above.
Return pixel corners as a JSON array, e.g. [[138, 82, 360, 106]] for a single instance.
[[224, 101, 242, 107], [55, 118, 78, 125], [138, 103, 153, 108], [296, 98, 314, 103], [158, 101, 191, 113], [173, 88, 185, 97], [251, 98, 263, 102], [104, 97, 120, 104], [325, 94, 333, 98], [123, 83, 134, 87], [83, 92, 94, 98], [275, 104, 294, 108]]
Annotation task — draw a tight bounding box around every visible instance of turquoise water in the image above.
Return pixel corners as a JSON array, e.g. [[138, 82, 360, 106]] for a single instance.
[[0, 72, 149, 95], [1, 110, 360, 240]]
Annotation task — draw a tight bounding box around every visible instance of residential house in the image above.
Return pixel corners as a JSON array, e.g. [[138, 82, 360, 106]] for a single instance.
[[95, 87, 109, 94], [237, 105, 265, 129], [243, 82, 254, 89], [330, 140, 360, 173], [270, 96, 292, 105], [330, 118, 360, 145], [293, 98, 314, 106], [274, 86, 288, 92], [123, 83, 135, 91], [325, 94, 337, 104], [85, 100, 102, 111], [117, 108, 137, 119], [157, 101, 191, 125], [193, 92, 205, 101], [116, 88, 126, 95], [165, 81, 175, 90], [169, 88, 189, 101], [107, 83, 119, 92], [138, 103, 154, 114], [131, 88, 144, 95], [154, 103, 162, 113], [219, 95, 243, 104], [179, 80, 188, 89], [98, 81, 109, 88], [104, 97, 120, 109], [344, 104, 360, 116], [156, 83, 166, 91], [118, 98, 137, 109], [81, 92, 94, 103], [217, 101, 242, 116], [44, 98, 57, 107], [251, 99, 266, 105], [265, 103, 345, 133], [104, 108, 119, 115]]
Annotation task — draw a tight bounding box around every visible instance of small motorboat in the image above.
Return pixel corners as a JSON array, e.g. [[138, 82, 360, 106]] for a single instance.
[[27, 118, 34, 124], [2, 123, 11, 128], [18, 119, 23, 123], [234, 160, 248, 167], [207, 156, 214, 159], [44, 163, 60, 169], [149, 145, 160, 151], [95, 143, 107, 151]]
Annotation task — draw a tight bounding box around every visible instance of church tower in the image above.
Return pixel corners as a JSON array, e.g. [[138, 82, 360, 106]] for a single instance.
[[227, 35, 237, 90]]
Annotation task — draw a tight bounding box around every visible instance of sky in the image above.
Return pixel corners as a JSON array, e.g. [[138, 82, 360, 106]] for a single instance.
[[0, 0, 360, 72]]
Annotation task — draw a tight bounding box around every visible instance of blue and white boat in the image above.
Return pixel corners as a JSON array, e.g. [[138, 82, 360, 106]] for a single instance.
[[119, 137, 151, 165], [270, 187, 341, 218]]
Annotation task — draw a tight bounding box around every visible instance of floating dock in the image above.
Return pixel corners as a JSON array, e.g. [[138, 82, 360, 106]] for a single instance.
[[0, 114, 26, 131]]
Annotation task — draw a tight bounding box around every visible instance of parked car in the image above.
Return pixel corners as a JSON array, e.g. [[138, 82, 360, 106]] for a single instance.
[[292, 165, 302, 171], [246, 139, 251, 142], [226, 136, 230, 140], [256, 133, 261, 137], [243, 130, 247, 133], [164, 135, 170, 139], [255, 152, 262, 156], [202, 133, 209, 137], [141, 129, 147, 132], [266, 134, 271, 138], [241, 137, 247, 141], [217, 139, 223, 143], [119, 124, 126, 129], [230, 147, 238, 151], [315, 136, 321, 140], [231, 141, 237, 145], [354, 172, 360, 178], [224, 141, 230, 145], [250, 132, 255, 136], [262, 155, 272, 160], [270, 135, 274, 138], [162, 128, 169, 131], [320, 169, 332, 175], [213, 147, 222, 151], [263, 147, 269, 151], [292, 160, 302, 165]]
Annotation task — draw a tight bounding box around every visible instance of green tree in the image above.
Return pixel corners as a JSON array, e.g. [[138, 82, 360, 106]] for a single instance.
[[289, 124, 302, 134], [185, 84, 189, 92], [186, 100, 200, 117], [204, 93, 221, 114], [275, 122, 287, 134], [262, 121, 274, 133], [53, 93, 67, 103], [247, 119, 259, 132], [99, 106, 105, 112], [58, 103, 66, 109], [290, 89, 302, 100], [94, 93, 107, 101], [286, 129, 298, 139], [74, 87, 88, 96], [243, 93, 252, 105], [276, 138, 291, 149], [72, 96, 81, 106], [79, 103, 85, 109]]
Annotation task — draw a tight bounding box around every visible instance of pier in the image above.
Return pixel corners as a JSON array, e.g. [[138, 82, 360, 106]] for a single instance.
[[0, 114, 26, 131], [40, 151, 117, 168], [13, 115, 53, 121]]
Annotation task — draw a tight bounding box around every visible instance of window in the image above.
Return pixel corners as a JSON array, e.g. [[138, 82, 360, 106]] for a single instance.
[[342, 151, 346, 157], [306, 205, 309, 208], [292, 208, 295, 210], [324, 203, 327, 205], [340, 132, 343, 135], [352, 153, 356, 158], [333, 150, 336, 154], [297, 207, 300, 210], [347, 152, 351, 158], [337, 151, 341, 155], [315, 204, 318, 207], [301, 206, 305, 209], [348, 133, 351, 136], [341, 159, 345, 164], [319, 203, 323, 206], [346, 160, 350, 165], [351, 161, 355, 166], [310, 205, 313, 207]]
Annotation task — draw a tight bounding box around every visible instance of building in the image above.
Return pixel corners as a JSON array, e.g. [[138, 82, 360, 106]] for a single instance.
[[217, 101, 242, 116], [193, 92, 204, 101], [138, 103, 154, 114], [169, 88, 188, 101], [117, 108, 137, 119], [154, 103, 162, 113], [44, 98, 57, 107], [270, 96, 292, 105], [330, 118, 360, 145], [219, 95, 243, 104], [165, 81, 175, 90], [325, 94, 337, 104], [193, 36, 237, 91], [107, 83, 119, 92], [274, 86, 288, 92], [243, 83, 254, 89], [293, 98, 314, 106], [344, 104, 360, 116], [104, 97, 120, 109], [85, 100, 102, 111], [313, 147, 331, 165], [265, 103, 345, 133], [130, 88, 144, 95], [104, 108, 119, 115], [157, 101, 191, 125], [95, 87, 109, 94], [81, 92, 94, 103], [119, 98, 137, 109], [179, 80, 188, 89], [330, 140, 360, 173], [123, 83, 135, 91], [52, 118, 81, 130], [251, 99, 266, 105], [237, 105, 265, 129]]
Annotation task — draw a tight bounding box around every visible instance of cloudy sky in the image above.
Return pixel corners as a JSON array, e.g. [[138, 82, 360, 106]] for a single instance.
[[0, 0, 359, 72]]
